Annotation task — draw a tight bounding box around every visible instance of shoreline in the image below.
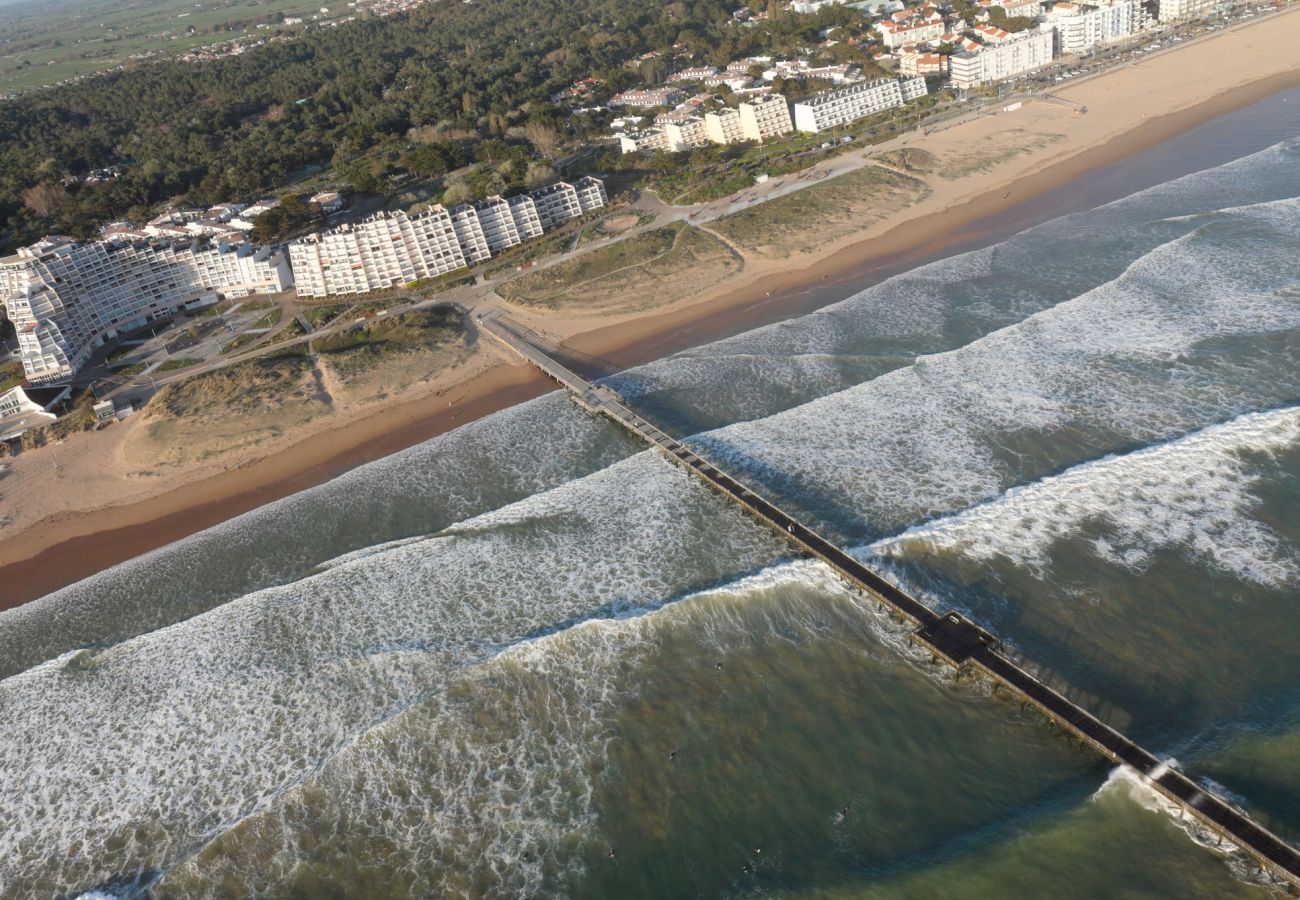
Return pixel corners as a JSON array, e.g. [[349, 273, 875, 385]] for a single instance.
[[3, 21, 1300, 605]]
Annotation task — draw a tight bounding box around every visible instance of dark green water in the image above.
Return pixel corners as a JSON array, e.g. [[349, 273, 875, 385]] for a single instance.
[[2, 93, 1300, 898]]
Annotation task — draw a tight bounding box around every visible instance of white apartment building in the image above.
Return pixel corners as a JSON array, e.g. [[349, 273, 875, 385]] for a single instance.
[[533, 178, 608, 229], [508, 195, 545, 242], [1045, 0, 1137, 54], [705, 108, 747, 145], [289, 179, 607, 298], [466, 195, 528, 255], [450, 204, 492, 264], [570, 177, 610, 217], [949, 29, 1055, 88], [738, 94, 795, 141], [792, 77, 928, 134], [1156, 0, 1215, 20], [618, 129, 673, 154], [289, 206, 468, 298], [1, 237, 292, 383], [664, 117, 710, 151]]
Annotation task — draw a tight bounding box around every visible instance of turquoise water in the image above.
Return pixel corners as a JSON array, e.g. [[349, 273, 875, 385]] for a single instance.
[[3, 98, 1300, 897]]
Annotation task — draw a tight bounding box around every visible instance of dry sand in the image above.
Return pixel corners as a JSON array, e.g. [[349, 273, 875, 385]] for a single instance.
[[4, 7, 1300, 604]]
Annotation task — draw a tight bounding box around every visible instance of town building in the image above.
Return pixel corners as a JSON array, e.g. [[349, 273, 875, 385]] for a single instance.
[[289, 179, 607, 298], [1044, 0, 1137, 53], [668, 66, 718, 82], [310, 191, 347, 214], [609, 87, 685, 109], [979, 0, 1044, 13], [791, 77, 928, 133], [899, 50, 950, 76], [971, 23, 1015, 42], [1156, 0, 1216, 19], [1, 237, 292, 383], [875, 10, 946, 48], [949, 29, 1055, 88]]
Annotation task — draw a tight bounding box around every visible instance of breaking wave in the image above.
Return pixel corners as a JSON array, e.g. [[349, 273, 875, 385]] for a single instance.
[[873, 407, 1300, 586]]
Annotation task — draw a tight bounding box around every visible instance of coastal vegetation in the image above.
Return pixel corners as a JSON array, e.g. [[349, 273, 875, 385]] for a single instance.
[[711, 166, 929, 259], [15, 389, 96, 450], [310, 305, 471, 399], [130, 348, 324, 463], [0, 0, 864, 250], [497, 222, 739, 313], [0, 360, 22, 391], [122, 306, 469, 463]]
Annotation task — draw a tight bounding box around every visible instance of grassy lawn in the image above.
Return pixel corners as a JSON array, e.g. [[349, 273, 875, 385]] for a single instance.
[[250, 308, 283, 330], [0, 360, 23, 391], [497, 222, 739, 313], [302, 304, 349, 328], [156, 358, 200, 372], [223, 334, 257, 354]]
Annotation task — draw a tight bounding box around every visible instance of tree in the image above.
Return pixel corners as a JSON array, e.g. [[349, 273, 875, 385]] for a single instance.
[[249, 194, 323, 243], [400, 142, 464, 177], [523, 121, 561, 158], [21, 183, 69, 219]]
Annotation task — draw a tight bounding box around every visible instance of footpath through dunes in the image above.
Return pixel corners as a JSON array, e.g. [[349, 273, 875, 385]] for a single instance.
[[480, 310, 1300, 889]]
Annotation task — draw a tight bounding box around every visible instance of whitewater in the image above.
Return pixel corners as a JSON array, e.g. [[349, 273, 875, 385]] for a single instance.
[[2, 133, 1300, 898]]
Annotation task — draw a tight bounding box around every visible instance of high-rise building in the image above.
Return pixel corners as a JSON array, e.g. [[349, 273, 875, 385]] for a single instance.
[[949, 29, 1055, 89], [792, 77, 928, 134], [1045, 0, 1137, 54], [705, 108, 747, 145], [738, 95, 795, 142], [450, 204, 492, 264], [289, 179, 607, 298], [507, 195, 545, 242], [1, 237, 292, 384], [663, 117, 710, 151], [288, 206, 469, 298]]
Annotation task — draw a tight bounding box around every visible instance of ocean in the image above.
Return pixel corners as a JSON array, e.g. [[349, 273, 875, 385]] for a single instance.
[[3, 91, 1300, 898]]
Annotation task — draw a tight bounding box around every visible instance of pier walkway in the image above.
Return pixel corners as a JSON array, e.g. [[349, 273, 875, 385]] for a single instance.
[[479, 310, 1300, 889]]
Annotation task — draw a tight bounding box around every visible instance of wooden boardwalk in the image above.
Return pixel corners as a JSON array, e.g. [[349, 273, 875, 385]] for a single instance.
[[480, 310, 1300, 889]]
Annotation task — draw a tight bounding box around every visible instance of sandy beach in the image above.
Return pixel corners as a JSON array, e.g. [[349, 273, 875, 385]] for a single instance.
[[4, 6, 1300, 606]]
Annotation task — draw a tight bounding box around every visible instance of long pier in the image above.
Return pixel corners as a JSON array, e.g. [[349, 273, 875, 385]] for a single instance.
[[479, 310, 1300, 889]]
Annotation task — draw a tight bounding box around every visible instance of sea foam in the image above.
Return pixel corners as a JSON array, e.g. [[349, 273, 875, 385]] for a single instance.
[[872, 406, 1300, 586]]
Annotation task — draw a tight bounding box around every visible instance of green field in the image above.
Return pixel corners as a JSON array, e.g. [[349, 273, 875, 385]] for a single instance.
[[0, 0, 334, 93]]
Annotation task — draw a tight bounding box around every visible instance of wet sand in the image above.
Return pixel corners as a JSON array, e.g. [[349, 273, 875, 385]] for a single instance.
[[4, 17, 1300, 606]]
